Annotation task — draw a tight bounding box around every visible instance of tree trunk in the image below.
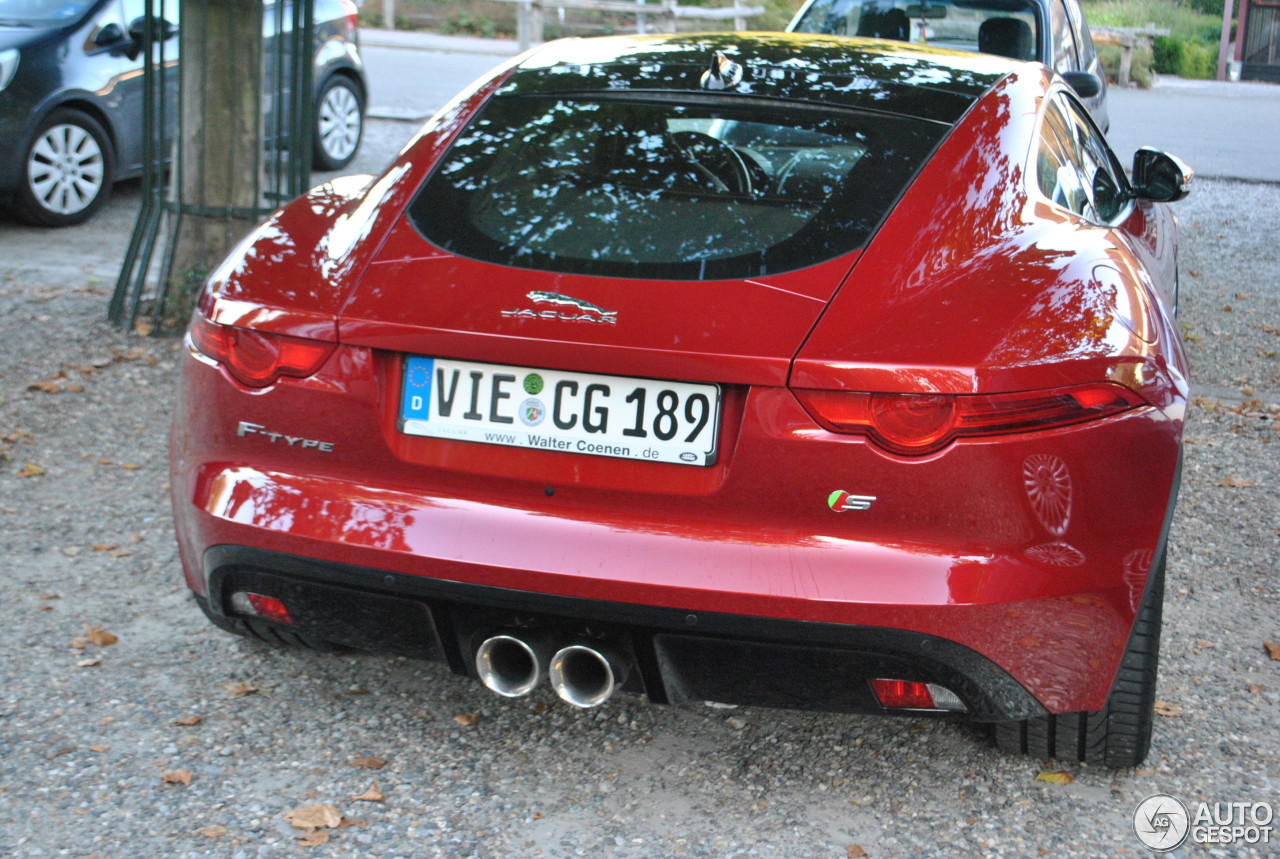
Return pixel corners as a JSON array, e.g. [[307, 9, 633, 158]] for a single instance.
[[161, 0, 264, 330]]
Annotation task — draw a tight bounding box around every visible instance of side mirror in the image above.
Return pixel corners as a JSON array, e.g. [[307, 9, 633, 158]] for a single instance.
[[1132, 147, 1193, 202], [1062, 71, 1102, 99], [93, 22, 127, 48]]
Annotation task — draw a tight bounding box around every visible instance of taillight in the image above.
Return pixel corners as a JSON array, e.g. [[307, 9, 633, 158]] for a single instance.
[[189, 315, 335, 388], [340, 0, 359, 31], [794, 383, 1145, 456]]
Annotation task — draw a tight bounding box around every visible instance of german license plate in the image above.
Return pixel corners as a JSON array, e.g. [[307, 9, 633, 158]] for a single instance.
[[399, 357, 721, 466]]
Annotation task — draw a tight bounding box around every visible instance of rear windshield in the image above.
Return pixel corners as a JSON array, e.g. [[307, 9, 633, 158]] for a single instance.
[[407, 95, 945, 280], [792, 0, 1041, 63]]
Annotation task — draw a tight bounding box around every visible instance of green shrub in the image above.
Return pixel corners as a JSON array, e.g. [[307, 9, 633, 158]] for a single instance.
[[1084, 0, 1219, 40], [1185, 0, 1224, 17], [1153, 35, 1216, 78]]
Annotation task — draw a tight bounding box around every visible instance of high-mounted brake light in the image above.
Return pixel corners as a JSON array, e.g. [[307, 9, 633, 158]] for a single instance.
[[794, 384, 1145, 456], [189, 316, 335, 388]]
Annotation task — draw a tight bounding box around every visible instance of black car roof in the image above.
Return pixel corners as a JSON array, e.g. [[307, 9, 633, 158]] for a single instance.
[[500, 33, 1017, 125]]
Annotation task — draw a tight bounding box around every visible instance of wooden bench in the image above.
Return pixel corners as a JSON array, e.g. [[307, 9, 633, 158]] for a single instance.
[[1092, 26, 1169, 86]]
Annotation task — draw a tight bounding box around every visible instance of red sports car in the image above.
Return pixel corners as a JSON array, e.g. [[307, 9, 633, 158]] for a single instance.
[[170, 33, 1192, 767]]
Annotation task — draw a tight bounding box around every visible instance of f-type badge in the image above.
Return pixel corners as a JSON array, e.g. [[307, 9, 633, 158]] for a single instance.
[[501, 291, 618, 325], [828, 490, 875, 512]]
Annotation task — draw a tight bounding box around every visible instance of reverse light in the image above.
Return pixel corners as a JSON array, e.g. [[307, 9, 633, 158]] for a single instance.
[[794, 384, 1145, 456], [190, 315, 334, 388], [870, 678, 966, 711], [229, 592, 294, 625]]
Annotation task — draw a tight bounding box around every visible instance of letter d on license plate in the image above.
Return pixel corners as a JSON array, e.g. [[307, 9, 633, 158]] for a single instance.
[[400, 356, 720, 466]]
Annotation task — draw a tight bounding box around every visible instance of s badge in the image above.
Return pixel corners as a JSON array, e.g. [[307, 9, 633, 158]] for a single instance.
[[828, 490, 875, 512]]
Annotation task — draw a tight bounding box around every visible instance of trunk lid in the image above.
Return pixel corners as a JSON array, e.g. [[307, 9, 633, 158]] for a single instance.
[[337, 217, 858, 387]]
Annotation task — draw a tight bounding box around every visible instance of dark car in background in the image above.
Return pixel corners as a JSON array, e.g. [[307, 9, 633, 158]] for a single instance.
[[0, 0, 367, 227], [788, 0, 1109, 130]]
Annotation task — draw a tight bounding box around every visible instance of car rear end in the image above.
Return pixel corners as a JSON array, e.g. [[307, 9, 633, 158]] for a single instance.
[[171, 36, 1184, 732]]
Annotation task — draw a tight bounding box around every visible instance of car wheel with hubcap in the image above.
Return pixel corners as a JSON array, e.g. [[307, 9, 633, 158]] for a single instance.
[[17, 108, 115, 227], [313, 75, 363, 171]]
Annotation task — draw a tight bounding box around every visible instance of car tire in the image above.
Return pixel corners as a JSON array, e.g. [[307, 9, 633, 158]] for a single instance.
[[994, 555, 1163, 768], [195, 595, 344, 652], [15, 108, 115, 227], [312, 75, 363, 171]]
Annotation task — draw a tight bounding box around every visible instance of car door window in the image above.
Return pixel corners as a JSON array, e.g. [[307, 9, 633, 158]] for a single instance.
[[1063, 0, 1097, 70], [1051, 0, 1080, 72], [1036, 93, 1127, 223]]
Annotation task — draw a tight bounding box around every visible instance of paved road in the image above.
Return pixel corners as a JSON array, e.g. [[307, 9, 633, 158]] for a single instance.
[[1107, 76, 1280, 184], [359, 28, 1280, 183]]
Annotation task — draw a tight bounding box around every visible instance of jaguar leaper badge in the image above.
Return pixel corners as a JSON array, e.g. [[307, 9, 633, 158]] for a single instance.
[[501, 291, 618, 325]]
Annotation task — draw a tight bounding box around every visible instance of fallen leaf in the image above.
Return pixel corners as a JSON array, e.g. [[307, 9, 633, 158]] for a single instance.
[[350, 756, 386, 770], [285, 803, 344, 831], [83, 625, 118, 646], [161, 769, 193, 786], [453, 712, 479, 727], [847, 846, 869, 858], [1265, 641, 1280, 661], [1155, 700, 1183, 716], [1248, 684, 1265, 694], [17, 463, 44, 478], [346, 688, 369, 695], [298, 830, 330, 847], [120, 463, 141, 471], [221, 682, 259, 698], [1196, 639, 1214, 648], [27, 380, 64, 394], [41, 594, 59, 600], [92, 543, 119, 552], [1036, 770, 1074, 785], [351, 784, 385, 802], [76, 658, 101, 667], [1220, 477, 1255, 488], [338, 817, 366, 828], [171, 715, 203, 726], [198, 825, 228, 838], [1187, 269, 1200, 277], [39, 605, 53, 611], [88, 745, 108, 753], [115, 347, 148, 362]]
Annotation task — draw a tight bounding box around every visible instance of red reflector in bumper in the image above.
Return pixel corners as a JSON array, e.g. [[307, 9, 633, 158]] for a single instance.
[[229, 591, 294, 625], [871, 678, 966, 711]]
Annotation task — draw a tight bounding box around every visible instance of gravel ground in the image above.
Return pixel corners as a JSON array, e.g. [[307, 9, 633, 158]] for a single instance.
[[0, 122, 1278, 858]]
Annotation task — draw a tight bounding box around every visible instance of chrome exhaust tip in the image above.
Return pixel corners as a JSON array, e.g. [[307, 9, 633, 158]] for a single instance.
[[475, 634, 546, 698], [549, 644, 625, 708]]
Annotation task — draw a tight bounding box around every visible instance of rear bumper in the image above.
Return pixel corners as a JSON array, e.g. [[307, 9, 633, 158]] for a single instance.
[[171, 347, 1183, 718], [199, 544, 1048, 722]]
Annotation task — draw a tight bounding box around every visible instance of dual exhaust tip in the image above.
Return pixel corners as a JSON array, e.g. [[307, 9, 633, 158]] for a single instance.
[[475, 634, 625, 708]]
